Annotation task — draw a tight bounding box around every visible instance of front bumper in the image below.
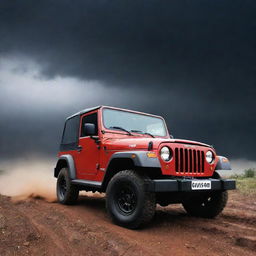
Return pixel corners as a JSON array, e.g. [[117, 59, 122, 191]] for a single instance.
[[147, 178, 236, 192]]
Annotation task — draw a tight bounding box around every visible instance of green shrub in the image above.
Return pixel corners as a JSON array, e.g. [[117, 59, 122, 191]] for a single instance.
[[244, 168, 255, 178]]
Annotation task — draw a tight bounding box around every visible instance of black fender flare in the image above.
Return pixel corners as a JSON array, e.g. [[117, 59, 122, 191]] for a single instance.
[[215, 156, 232, 170], [54, 154, 76, 179], [107, 151, 161, 169], [101, 151, 161, 187]]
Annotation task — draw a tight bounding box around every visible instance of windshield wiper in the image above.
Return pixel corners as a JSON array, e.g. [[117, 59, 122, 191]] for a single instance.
[[130, 130, 155, 138], [109, 126, 133, 136], [144, 132, 155, 138]]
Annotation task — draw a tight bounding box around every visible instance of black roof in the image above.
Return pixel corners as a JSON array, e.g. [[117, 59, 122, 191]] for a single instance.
[[66, 105, 163, 120], [66, 106, 102, 120]]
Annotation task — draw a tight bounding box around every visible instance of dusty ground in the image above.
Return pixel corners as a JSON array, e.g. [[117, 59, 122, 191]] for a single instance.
[[0, 191, 255, 256]]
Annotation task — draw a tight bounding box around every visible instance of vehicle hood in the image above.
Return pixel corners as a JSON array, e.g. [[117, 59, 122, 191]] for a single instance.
[[103, 136, 212, 151]]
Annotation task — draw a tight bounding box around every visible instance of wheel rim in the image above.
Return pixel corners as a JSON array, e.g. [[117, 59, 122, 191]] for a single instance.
[[115, 185, 137, 215], [58, 175, 67, 199], [200, 196, 213, 207]]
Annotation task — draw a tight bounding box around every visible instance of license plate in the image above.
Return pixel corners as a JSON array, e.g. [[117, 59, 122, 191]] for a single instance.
[[191, 180, 211, 190]]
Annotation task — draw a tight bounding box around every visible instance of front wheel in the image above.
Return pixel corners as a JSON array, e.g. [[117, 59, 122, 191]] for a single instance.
[[106, 170, 156, 229], [57, 168, 79, 205], [182, 191, 228, 218]]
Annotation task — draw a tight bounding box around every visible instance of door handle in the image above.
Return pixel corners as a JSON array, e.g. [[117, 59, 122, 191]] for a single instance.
[[77, 145, 83, 152]]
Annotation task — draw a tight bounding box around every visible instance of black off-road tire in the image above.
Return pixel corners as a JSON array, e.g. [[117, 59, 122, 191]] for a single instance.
[[57, 168, 79, 205], [182, 190, 228, 218], [106, 170, 156, 229]]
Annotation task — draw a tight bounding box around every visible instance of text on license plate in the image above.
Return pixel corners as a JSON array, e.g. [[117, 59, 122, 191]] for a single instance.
[[191, 180, 211, 190]]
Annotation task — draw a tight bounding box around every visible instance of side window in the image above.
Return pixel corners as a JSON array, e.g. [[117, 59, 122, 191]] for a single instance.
[[60, 115, 80, 150], [80, 113, 98, 137]]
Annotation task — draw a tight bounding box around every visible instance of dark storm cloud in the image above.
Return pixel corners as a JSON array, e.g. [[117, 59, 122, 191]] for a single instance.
[[0, 0, 256, 161]]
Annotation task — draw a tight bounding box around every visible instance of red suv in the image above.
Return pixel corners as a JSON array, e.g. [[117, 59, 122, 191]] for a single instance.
[[54, 106, 235, 228]]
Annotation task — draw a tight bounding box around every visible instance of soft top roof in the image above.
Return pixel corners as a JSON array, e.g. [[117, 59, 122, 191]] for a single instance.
[[66, 106, 102, 120], [66, 105, 163, 120]]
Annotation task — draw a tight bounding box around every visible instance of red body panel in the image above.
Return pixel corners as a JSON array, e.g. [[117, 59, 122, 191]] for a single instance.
[[58, 106, 217, 182]]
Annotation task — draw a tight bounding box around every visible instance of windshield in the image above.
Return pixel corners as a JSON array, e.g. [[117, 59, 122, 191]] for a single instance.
[[103, 108, 167, 137]]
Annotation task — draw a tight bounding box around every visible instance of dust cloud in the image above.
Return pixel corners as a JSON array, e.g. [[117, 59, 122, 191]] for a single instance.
[[0, 156, 103, 202], [230, 159, 256, 173], [0, 157, 56, 202], [218, 158, 256, 177]]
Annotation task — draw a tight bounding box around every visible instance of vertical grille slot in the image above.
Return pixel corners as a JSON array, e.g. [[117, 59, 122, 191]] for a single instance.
[[189, 149, 192, 172], [175, 147, 205, 174], [185, 149, 188, 173], [175, 148, 179, 172], [201, 151, 205, 172], [197, 150, 201, 173], [180, 148, 183, 172], [193, 150, 196, 173]]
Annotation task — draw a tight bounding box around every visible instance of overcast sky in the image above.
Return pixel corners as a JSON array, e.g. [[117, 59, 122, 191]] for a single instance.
[[0, 0, 255, 163]]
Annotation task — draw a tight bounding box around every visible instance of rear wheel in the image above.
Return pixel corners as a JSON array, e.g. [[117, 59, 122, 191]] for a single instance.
[[57, 168, 79, 204], [182, 191, 228, 218], [106, 170, 156, 229]]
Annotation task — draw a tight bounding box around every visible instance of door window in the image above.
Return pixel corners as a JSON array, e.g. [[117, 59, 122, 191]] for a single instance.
[[80, 113, 98, 137]]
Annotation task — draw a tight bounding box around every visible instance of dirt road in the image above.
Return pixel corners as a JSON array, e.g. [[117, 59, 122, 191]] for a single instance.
[[0, 191, 255, 256]]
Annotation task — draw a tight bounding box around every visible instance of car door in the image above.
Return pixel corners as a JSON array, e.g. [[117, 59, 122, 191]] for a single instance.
[[74, 111, 100, 179]]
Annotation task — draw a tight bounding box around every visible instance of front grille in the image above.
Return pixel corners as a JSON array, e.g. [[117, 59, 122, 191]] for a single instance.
[[175, 148, 205, 174]]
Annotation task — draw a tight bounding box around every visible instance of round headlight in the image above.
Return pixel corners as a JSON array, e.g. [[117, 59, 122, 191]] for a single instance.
[[160, 146, 172, 161], [206, 150, 214, 163]]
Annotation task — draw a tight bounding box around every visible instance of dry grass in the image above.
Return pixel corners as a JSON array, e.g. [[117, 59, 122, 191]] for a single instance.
[[229, 169, 256, 195], [235, 177, 256, 195]]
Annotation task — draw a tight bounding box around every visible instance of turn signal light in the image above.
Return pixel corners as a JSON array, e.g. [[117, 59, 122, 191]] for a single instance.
[[222, 157, 229, 163], [147, 152, 157, 158]]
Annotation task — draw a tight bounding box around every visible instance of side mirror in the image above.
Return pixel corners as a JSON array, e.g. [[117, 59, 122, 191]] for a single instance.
[[170, 134, 174, 139], [84, 123, 96, 136]]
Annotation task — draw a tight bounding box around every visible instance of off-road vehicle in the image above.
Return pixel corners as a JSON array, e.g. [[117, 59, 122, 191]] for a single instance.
[[54, 106, 235, 228]]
